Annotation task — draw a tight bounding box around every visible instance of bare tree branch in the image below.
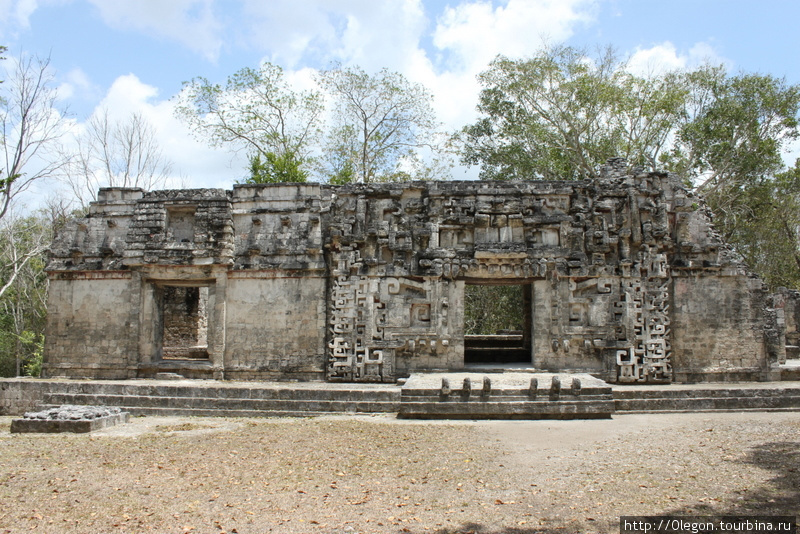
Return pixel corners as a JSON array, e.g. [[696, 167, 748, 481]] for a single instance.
[[62, 108, 174, 208], [1, 53, 69, 219]]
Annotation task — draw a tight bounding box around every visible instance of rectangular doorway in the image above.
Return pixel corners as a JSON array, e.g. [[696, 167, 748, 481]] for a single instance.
[[464, 282, 532, 365], [160, 285, 210, 360]]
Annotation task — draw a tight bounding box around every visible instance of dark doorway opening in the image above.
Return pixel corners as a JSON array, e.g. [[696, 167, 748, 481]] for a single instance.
[[464, 283, 532, 365], [159, 285, 209, 360]]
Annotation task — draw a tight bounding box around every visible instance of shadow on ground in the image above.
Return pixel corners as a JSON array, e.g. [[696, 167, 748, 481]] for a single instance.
[[666, 440, 800, 517], [411, 440, 800, 534]]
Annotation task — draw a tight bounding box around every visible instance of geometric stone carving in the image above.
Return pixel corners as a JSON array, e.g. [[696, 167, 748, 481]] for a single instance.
[[328, 274, 386, 381], [44, 160, 780, 385], [616, 255, 672, 383]]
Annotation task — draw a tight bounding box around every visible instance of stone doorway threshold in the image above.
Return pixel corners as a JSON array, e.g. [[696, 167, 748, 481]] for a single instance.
[[463, 363, 538, 372]]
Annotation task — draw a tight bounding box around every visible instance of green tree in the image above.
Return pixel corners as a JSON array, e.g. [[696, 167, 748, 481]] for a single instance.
[[464, 285, 524, 335], [244, 151, 308, 184], [664, 69, 800, 233], [0, 49, 59, 376], [660, 70, 800, 291], [174, 63, 323, 182], [318, 65, 443, 183], [0, 211, 49, 377], [461, 46, 800, 289], [461, 45, 688, 180], [721, 162, 800, 290]]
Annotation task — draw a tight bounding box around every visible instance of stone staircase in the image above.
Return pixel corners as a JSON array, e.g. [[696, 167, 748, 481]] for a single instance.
[[4, 377, 800, 419], [614, 382, 800, 413], [399, 372, 615, 419], [34, 380, 401, 417]]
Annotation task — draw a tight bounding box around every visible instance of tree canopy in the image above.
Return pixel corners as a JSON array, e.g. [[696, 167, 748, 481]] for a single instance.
[[0, 50, 64, 376], [318, 65, 443, 183], [1, 53, 68, 220], [463, 46, 688, 180], [174, 63, 324, 184], [459, 45, 800, 289], [175, 62, 446, 184]]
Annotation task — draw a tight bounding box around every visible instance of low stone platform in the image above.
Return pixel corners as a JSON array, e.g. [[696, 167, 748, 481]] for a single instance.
[[10, 405, 130, 433], [3, 377, 800, 419], [613, 380, 800, 412], [781, 359, 800, 381], [0, 378, 403, 418], [399, 372, 615, 419]]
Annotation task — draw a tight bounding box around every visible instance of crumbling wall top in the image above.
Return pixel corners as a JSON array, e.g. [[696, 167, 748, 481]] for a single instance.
[[47, 162, 748, 278]]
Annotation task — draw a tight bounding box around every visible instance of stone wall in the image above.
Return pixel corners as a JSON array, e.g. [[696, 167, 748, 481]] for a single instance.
[[0, 379, 56, 415], [44, 274, 140, 379], [773, 287, 800, 359], [672, 275, 777, 381], [224, 275, 327, 380], [43, 160, 784, 383]]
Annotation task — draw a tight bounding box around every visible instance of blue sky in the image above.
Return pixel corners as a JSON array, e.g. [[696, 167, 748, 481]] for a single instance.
[[2, 0, 800, 197]]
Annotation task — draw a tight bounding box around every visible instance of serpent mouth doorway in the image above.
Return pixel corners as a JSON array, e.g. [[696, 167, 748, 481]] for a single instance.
[[463, 282, 532, 366]]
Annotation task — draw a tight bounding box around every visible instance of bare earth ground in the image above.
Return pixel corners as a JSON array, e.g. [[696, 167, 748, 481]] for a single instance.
[[0, 412, 798, 534]]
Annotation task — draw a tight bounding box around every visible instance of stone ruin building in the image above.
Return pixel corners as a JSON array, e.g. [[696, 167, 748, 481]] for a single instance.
[[43, 159, 789, 384]]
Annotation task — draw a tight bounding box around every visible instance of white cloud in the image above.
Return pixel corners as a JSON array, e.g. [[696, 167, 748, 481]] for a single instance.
[[250, 0, 596, 135], [95, 74, 159, 117], [86, 0, 224, 62], [627, 41, 732, 76], [241, 0, 430, 74], [90, 74, 244, 190], [240, 0, 340, 68], [433, 0, 597, 73], [332, 0, 429, 73], [236, 0, 599, 181], [0, 0, 39, 30], [422, 0, 598, 142], [233, 0, 598, 138], [56, 67, 96, 101], [240, 2, 455, 136], [14, 0, 38, 27], [48, 0, 601, 191], [626, 42, 686, 75]]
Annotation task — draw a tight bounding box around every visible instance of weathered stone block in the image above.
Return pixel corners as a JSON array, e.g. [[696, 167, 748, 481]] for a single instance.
[[10, 405, 130, 433]]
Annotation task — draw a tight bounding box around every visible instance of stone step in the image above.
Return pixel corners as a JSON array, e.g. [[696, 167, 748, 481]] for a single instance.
[[9, 377, 800, 420], [36, 404, 341, 419], [615, 407, 800, 414], [39, 383, 401, 402], [401, 394, 613, 403], [614, 392, 800, 413], [399, 400, 615, 419], [613, 387, 800, 399], [781, 367, 800, 381], [399, 372, 615, 419], [401, 388, 612, 397], [42, 392, 399, 414]]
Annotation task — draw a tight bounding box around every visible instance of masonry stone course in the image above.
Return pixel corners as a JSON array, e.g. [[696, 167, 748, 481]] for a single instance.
[[43, 159, 788, 384]]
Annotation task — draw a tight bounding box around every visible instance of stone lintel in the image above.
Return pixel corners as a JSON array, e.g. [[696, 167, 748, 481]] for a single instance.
[[474, 251, 528, 260]]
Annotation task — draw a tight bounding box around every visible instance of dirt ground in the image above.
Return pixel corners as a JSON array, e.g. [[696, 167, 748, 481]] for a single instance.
[[0, 411, 798, 534]]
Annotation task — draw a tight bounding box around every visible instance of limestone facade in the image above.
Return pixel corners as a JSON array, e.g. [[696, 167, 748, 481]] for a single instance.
[[44, 159, 786, 383]]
